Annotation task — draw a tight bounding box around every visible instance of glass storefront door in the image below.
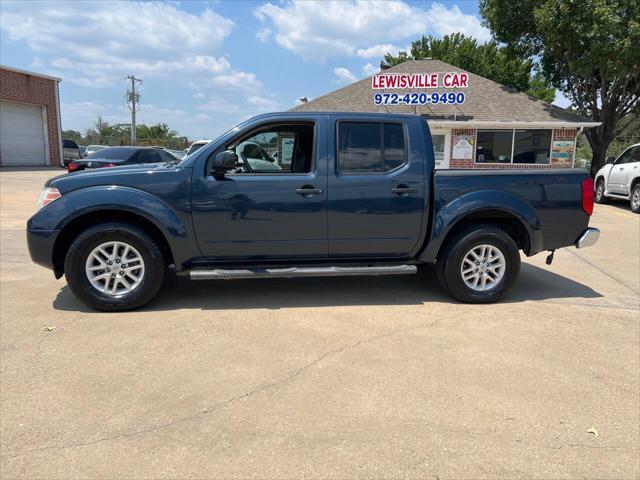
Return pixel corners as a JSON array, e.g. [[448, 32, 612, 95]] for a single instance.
[[430, 129, 451, 169]]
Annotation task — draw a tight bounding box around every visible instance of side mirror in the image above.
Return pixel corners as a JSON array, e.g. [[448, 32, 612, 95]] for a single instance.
[[211, 150, 237, 176], [606, 156, 615, 164]]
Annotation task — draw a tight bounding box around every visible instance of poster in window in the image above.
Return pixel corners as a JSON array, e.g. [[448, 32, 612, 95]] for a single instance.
[[279, 137, 295, 166], [551, 140, 574, 161], [452, 134, 474, 160]]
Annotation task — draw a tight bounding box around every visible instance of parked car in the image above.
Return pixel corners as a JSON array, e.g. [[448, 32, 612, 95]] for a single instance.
[[166, 149, 187, 160], [83, 144, 108, 158], [185, 139, 211, 156], [594, 143, 640, 213], [28, 112, 599, 311], [62, 139, 81, 166], [66, 146, 178, 172]]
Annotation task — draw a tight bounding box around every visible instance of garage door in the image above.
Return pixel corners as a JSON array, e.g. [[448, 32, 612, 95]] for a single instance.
[[0, 101, 46, 166]]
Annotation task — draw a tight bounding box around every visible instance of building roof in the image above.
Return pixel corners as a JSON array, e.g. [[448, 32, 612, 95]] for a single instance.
[[0, 65, 62, 82], [293, 59, 597, 127]]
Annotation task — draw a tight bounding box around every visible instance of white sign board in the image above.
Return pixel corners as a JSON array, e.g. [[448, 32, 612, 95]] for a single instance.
[[452, 135, 474, 160]]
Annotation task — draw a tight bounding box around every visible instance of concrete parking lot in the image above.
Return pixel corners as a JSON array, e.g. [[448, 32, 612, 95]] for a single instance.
[[1, 168, 638, 479]]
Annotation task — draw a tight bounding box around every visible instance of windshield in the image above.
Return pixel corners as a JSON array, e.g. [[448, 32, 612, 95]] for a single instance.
[[87, 145, 107, 153]]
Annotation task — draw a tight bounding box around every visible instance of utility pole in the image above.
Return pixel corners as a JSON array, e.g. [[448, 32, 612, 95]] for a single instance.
[[125, 75, 142, 146]]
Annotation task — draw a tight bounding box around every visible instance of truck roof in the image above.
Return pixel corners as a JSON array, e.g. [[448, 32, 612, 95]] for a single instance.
[[253, 111, 422, 120]]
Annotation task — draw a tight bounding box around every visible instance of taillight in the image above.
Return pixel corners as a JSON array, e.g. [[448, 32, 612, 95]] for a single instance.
[[103, 163, 117, 168], [67, 162, 79, 172], [581, 177, 594, 215], [38, 187, 62, 210]]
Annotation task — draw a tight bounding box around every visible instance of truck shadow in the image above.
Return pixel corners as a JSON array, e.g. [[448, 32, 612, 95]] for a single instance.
[[53, 263, 602, 313]]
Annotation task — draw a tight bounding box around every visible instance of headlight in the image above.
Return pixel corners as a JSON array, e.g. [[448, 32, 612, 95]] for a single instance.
[[38, 187, 62, 209]]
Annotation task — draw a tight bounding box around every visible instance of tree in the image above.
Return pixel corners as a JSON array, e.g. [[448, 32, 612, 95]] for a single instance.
[[62, 129, 82, 143], [480, 0, 640, 176], [384, 33, 555, 102], [81, 118, 186, 148]]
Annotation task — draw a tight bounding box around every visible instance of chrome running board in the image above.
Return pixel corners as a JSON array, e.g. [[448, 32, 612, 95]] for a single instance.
[[190, 264, 417, 280]]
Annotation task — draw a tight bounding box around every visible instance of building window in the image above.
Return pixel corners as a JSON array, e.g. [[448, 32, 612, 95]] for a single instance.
[[338, 122, 406, 173], [513, 129, 552, 164], [432, 134, 446, 168], [476, 129, 553, 164], [476, 130, 513, 163]]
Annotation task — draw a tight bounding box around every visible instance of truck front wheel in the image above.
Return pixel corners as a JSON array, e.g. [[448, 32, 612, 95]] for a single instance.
[[436, 225, 521, 303], [64, 223, 165, 311]]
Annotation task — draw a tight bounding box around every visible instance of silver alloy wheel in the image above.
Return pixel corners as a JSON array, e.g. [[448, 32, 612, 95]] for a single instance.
[[596, 182, 604, 200], [632, 188, 640, 210], [85, 241, 145, 296], [460, 244, 506, 292]]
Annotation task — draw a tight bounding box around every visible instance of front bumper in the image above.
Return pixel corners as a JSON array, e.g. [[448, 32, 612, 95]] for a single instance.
[[26, 227, 59, 270], [575, 227, 600, 249]]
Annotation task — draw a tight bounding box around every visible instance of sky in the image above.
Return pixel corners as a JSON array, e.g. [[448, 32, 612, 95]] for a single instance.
[[0, 0, 570, 140]]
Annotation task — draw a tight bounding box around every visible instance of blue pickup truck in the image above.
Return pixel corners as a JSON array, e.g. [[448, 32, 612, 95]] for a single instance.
[[27, 112, 599, 311]]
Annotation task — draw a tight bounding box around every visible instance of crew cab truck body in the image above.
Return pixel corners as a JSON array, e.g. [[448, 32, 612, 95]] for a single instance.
[[27, 112, 600, 311]]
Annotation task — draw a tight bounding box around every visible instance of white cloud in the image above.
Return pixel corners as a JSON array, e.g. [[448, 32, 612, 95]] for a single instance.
[[362, 63, 379, 77], [356, 44, 403, 59], [256, 28, 272, 42], [1, 2, 233, 63], [254, 0, 490, 62], [333, 67, 357, 84], [428, 4, 490, 42], [209, 72, 263, 92], [247, 95, 280, 112], [0, 2, 244, 87], [60, 102, 129, 130]]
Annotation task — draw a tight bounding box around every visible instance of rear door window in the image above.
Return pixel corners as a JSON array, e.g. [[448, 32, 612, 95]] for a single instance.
[[338, 122, 406, 173]]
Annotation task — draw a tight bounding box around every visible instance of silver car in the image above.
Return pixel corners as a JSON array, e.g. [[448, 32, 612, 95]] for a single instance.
[[62, 139, 81, 166]]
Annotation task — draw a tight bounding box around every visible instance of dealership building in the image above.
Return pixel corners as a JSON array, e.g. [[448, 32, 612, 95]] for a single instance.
[[294, 59, 599, 169], [0, 65, 62, 167]]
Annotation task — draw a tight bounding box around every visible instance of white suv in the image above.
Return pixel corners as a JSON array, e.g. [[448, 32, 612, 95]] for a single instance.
[[594, 143, 640, 213]]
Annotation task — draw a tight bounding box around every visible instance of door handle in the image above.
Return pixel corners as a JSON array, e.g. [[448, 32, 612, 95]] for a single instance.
[[619, 167, 624, 171], [295, 185, 323, 196], [391, 185, 417, 195]]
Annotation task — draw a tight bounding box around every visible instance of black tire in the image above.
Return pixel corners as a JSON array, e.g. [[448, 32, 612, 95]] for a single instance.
[[595, 179, 608, 204], [64, 223, 165, 311], [436, 225, 521, 303], [631, 184, 640, 214]]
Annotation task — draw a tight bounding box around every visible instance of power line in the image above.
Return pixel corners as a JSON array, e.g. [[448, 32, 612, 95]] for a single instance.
[[125, 75, 142, 146]]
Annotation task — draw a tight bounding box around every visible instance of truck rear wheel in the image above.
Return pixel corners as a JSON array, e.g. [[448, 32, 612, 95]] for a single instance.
[[436, 225, 521, 303], [64, 223, 165, 311]]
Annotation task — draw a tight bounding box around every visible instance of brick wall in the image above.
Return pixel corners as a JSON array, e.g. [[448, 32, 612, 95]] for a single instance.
[[448, 127, 577, 169], [0, 68, 61, 166]]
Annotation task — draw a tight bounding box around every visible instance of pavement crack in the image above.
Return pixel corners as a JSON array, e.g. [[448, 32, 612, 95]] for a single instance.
[[567, 249, 639, 295], [0, 320, 438, 462]]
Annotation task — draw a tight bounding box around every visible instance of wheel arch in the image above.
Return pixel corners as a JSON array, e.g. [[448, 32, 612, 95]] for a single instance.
[[435, 209, 531, 261], [419, 189, 542, 263], [52, 210, 175, 278]]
